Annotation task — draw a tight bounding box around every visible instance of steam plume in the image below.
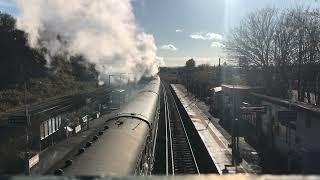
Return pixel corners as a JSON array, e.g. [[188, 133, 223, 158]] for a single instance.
[[16, 0, 159, 81]]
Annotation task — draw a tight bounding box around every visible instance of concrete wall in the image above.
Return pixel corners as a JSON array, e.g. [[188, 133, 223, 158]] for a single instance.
[[257, 99, 320, 173], [260, 100, 320, 154], [296, 112, 320, 173], [260, 101, 295, 154], [296, 112, 320, 150]]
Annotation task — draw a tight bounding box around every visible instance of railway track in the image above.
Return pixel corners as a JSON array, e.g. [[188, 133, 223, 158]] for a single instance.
[[7, 87, 112, 114], [0, 87, 113, 127], [162, 83, 199, 175]]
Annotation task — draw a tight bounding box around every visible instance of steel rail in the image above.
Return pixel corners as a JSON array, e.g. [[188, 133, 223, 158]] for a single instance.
[[164, 86, 169, 176], [165, 84, 200, 174], [163, 85, 175, 175]]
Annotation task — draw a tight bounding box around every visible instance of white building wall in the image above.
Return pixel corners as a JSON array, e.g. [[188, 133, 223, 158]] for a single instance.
[[260, 100, 295, 155], [251, 94, 320, 172]]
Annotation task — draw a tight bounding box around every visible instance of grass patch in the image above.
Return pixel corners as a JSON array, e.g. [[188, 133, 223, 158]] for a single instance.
[[0, 76, 97, 113]]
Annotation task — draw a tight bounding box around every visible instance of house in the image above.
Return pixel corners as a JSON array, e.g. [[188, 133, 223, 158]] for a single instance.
[[243, 92, 320, 173], [212, 84, 263, 132]]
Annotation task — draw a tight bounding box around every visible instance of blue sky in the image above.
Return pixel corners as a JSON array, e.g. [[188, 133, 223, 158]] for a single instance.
[[0, 0, 16, 15], [1, 0, 319, 66]]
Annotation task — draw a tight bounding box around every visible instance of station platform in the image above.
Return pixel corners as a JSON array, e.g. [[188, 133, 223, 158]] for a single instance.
[[171, 84, 256, 174]]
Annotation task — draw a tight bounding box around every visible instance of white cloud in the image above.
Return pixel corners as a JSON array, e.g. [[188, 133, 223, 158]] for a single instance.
[[211, 41, 225, 48], [175, 29, 183, 33], [190, 32, 223, 41], [206, 33, 223, 41], [190, 34, 205, 40], [0, 0, 15, 8], [160, 44, 178, 51], [156, 56, 166, 67]]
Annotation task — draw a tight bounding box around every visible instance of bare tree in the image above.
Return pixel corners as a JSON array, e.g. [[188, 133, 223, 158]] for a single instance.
[[228, 7, 320, 103], [272, 9, 298, 97], [227, 8, 278, 88], [290, 8, 320, 104], [304, 14, 320, 104], [291, 9, 308, 102]]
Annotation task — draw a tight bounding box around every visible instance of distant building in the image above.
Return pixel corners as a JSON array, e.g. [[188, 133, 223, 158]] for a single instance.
[[243, 93, 320, 173], [211, 84, 263, 131], [159, 67, 182, 84], [211, 83, 320, 173]]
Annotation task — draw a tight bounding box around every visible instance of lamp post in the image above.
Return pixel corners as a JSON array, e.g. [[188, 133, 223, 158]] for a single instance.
[[231, 79, 241, 168]]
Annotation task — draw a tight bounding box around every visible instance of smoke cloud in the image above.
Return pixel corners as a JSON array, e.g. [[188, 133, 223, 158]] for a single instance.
[[16, 0, 159, 81]]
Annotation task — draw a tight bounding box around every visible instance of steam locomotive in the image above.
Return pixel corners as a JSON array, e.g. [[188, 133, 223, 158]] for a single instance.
[[62, 76, 161, 176]]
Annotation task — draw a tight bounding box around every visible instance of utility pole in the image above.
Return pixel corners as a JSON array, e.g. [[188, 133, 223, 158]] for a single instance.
[[119, 73, 126, 107], [24, 82, 30, 175], [231, 83, 240, 169], [218, 58, 222, 86], [231, 84, 236, 166], [108, 75, 112, 87], [109, 73, 127, 108], [288, 79, 293, 172], [109, 73, 134, 107], [125, 73, 134, 102], [20, 64, 31, 175]]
